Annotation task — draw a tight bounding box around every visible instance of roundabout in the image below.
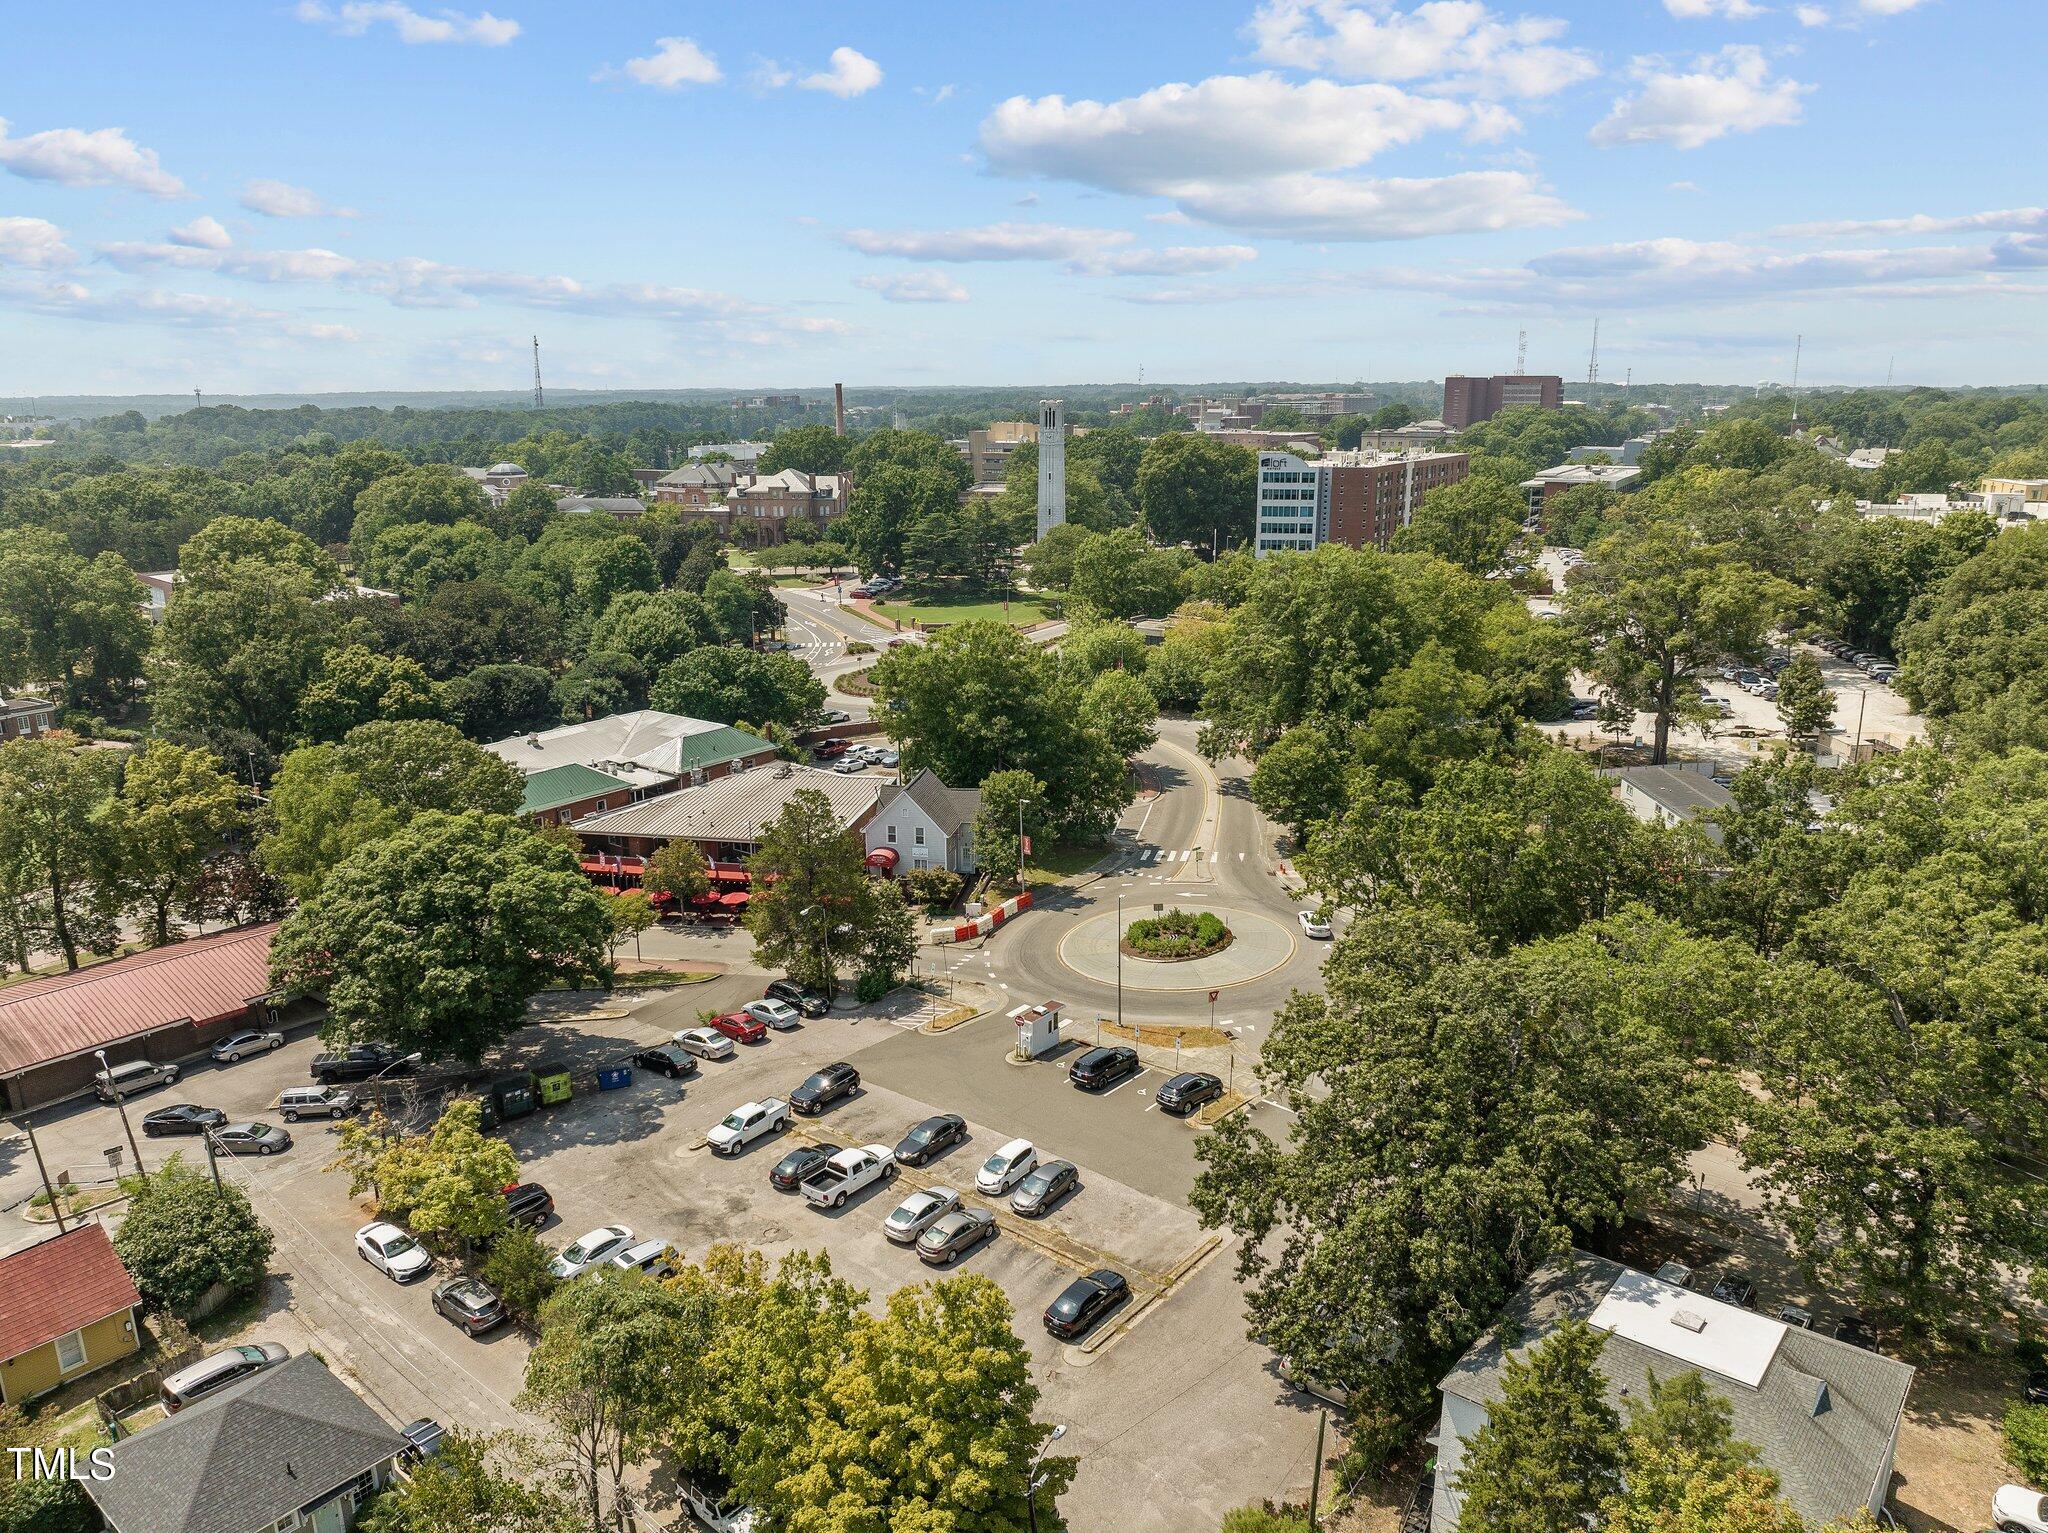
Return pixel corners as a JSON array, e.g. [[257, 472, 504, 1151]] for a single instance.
[[1056, 905, 1297, 992]]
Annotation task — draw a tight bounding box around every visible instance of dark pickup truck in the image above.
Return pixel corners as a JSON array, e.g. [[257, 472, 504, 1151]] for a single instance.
[[311, 1043, 413, 1084]]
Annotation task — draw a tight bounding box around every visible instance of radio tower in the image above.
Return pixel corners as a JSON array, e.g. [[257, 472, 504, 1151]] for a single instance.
[[1515, 328, 1528, 375], [531, 336, 544, 411], [1586, 318, 1601, 393], [1790, 334, 1803, 424], [192, 387, 202, 410]]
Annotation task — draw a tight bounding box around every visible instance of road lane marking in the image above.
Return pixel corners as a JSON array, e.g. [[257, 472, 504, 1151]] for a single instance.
[[1095, 1067, 1152, 1100]]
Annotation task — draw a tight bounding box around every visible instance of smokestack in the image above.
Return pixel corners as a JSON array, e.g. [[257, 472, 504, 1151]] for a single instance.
[[833, 382, 845, 437]]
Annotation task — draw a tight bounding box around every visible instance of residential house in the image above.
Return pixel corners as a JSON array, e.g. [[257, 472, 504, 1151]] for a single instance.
[[0, 923, 285, 1109], [86, 1354, 407, 1533], [576, 762, 885, 862], [1, 695, 57, 740], [0, 1225, 141, 1406], [1433, 1254, 1914, 1530], [866, 769, 981, 874], [1602, 763, 1734, 840], [485, 711, 778, 798]]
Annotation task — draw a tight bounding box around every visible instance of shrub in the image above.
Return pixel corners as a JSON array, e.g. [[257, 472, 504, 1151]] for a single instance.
[[2007, 1402, 2048, 1484], [1124, 907, 1231, 957], [478, 1226, 559, 1328], [1220, 1504, 1309, 1533], [904, 867, 963, 910], [113, 1156, 273, 1317], [856, 969, 894, 1004], [846, 641, 876, 656]]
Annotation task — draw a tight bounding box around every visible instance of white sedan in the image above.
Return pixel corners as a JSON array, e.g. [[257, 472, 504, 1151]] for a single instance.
[[742, 1000, 801, 1032], [355, 1221, 433, 1283], [1995, 1486, 2048, 1532], [674, 1027, 736, 1061], [549, 1225, 636, 1279], [884, 1187, 961, 1245], [1297, 909, 1333, 940]]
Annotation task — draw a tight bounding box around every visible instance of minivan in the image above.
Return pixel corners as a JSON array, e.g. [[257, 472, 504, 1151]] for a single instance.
[[159, 1343, 289, 1413], [95, 1059, 178, 1102], [976, 1138, 1038, 1196], [610, 1238, 681, 1279], [278, 1085, 357, 1122]]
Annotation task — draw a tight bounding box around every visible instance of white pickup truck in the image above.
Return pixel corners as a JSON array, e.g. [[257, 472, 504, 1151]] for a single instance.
[[800, 1144, 897, 1208], [707, 1099, 788, 1156]]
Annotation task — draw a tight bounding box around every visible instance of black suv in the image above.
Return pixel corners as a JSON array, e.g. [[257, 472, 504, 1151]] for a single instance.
[[790, 1062, 860, 1116], [765, 980, 830, 1018], [1069, 1046, 1139, 1090], [311, 1043, 412, 1084], [1155, 1072, 1223, 1115], [500, 1182, 554, 1230]]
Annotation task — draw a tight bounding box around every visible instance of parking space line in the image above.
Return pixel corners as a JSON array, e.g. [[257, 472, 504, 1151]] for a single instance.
[[1095, 1067, 1151, 1100]]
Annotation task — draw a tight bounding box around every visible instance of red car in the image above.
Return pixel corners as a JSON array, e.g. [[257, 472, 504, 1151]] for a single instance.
[[709, 1011, 767, 1044], [813, 739, 850, 760]]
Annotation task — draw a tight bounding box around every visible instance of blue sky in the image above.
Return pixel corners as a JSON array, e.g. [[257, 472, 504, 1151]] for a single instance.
[[0, 0, 2038, 396]]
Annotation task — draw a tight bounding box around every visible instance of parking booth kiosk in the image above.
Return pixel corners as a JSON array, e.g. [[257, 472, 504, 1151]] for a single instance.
[[1011, 1000, 1063, 1061]]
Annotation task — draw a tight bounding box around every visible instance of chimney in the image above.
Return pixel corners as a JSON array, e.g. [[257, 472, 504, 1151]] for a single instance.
[[833, 382, 846, 437]]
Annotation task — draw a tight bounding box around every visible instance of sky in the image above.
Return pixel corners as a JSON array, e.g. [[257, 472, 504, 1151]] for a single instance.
[[0, 0, 2040, 397]]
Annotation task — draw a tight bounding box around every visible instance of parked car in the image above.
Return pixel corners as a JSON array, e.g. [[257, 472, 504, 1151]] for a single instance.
[[632, 1043, 698, 1079], [160, 1343, 289, 1413], [1069, 1046, 1139, 1090], [432, 1277, 507, 1335], [500, 1181, 554, 1229], [883, 1187, 960, 1245], [681, 1473, 757, 1533], [790, 1062, 860, 1115], [819, 709, 852, 725], [311, 1043, 413, 1084], [2026, 1372, 2048, 1407], [976, 1138, 1038, 1196], [799, 1145, 896, 1209], [1155, 1072, 1223, 1115], [1653, 1261, 1694, 1289], [400, 1418, 446, 1463], [210, 1029, 284, 1063], [1010, 1159, 1078, 1217], [833, 757, 866, 775], [916, 1208, 997, 1266], [708, 1011, 767, 1045], [1994, 1486, 2048, 1533], [764, 980, 829, 1017], [141, 1104, 226, 1138], [1709, 1273, 1756, 1309], [213, 1121, 291, 1156], [1567, 699, 1599, 721], [278, 1085, 357, 1122], [1044, 1269, 1129, 1340], [1297, 909, 1333, 940], [549, 1224, 635, 1279], [611, 1238, 681, 1279], [871, 749, 901, 768], [770, 1144, 834, 1192], [674, 1027, 737, 1061], [1774, 1303, 1814, 1330], [355, 1221, 433, 1283], [893, 1113, 966, 1166], [94, 1059, 178, 1101], [1832, 1314, 1879, 1351], [812, 738, 851, 759], [743, 999, 802, 1032], [707, 1099, 788, 1155]]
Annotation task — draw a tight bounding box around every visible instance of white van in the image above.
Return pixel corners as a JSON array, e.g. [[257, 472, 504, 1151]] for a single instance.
[[975, 1138, 1038, 1197], [94, 1059, 178, 1101]]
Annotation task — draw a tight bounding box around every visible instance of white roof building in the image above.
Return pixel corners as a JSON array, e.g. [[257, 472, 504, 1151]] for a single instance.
[[485, 710, 776, 794]]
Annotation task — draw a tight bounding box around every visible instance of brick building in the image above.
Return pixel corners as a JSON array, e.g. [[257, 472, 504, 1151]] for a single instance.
[[1254, 449, 1471, 556], [1442, 374, 1563, 430], [1, 696, 57, 741]]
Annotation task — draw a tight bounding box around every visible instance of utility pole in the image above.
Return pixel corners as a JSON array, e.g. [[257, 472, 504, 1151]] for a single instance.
[[96, 1053, 149, 1186], [532, 335, 544, 411], [21, 1111, 67, 1232], [1306, 1410, 1328, 1532]]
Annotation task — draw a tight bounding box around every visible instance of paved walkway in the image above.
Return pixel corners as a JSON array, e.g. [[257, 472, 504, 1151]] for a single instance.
[[1056, 906, 1297, 992]]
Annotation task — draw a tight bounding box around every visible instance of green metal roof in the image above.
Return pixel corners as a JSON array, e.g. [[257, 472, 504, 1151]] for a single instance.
[[664, 724, 775, 772], [520, 762, 636, 816]]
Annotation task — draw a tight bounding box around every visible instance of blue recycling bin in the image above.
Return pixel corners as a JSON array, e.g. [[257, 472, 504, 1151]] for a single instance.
[[597, 1065, 632, 1091]]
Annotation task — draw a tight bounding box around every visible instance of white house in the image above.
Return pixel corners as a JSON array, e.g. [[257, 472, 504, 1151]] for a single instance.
[[865, 769, 980, 874]]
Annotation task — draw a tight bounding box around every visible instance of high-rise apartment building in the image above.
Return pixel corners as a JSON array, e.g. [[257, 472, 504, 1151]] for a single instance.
[[1442, 374, 1563, 430], [1254, 449, 1471, 556]]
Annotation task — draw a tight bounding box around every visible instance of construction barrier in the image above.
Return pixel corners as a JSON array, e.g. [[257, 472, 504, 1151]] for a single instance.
[[929, 890, 1032, 945]]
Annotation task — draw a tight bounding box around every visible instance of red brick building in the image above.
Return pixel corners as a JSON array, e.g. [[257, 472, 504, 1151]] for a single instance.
[[1442, 374, 1563, 430]]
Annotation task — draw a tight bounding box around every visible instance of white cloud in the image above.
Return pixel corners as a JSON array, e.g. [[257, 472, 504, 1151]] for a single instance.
[[800, 47, 882, 99], [1147, 210, 1194, 224], [1168, 169, 1576, 240], [1859, 0, 1930, 11], [1795, 4, 1832, 20], [239, 178, 358, 218], [0, 276, 358, 338], [606, 36, 722, 90], [1669, 179, 1704, 193], [1663, 0, 1765, 16], [1774, 207, 2047, 238], [168, 216, 233, 250], [1247, 0, 1597, 99], [855, 271, 969, 303], [838, 222, 1134, 262], [1591, 47, 1809, 150], [0, 117, 186, 198], [0, 217, 74, 269], [922, 84, 957, 105], [294, 1, 518, 45], [1069, 245, 1260, 276]]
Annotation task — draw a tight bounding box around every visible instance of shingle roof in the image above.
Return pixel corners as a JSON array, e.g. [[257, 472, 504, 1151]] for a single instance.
[[890, 768, 980, 835], [0, 924, 278, 1077], [576, 764, 881, 845], [1440, 1253, 1914, 1527], [0, 1226, 139, 1360], [519, 762, 637, 816], [86, 1355, 406, 1533]]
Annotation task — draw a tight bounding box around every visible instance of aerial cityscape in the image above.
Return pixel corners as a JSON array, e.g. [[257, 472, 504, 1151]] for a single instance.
[[1, 3, 2045, 1533]]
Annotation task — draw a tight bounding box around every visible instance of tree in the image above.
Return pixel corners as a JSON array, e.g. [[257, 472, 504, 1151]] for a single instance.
[[358, 1430, 578, 1533], [349, 466, 492, 558], [115, 740, 246, 946], [743, 788, 869, 999], [366, 1100, 520, 1253], [520, 1270, 708, 1533], [114, 1156, 274, 1318], [1248, 724, 1350, 843], [1221, 1506, 1309, 1533], [1022, 522, 1094, 592], [853, 877, 918, 999], [760, 424, 849, 477], [480, 1225, 561, 1328], [296, 644, 442, 743], [554, 650, 649, 722], [1136, 432, 1258, 549], [1391, 475, 1524, 574], [1453, 1319, 1621, 1533], [1604, 1372, 1813, 1533], [839, 464, 961, 575], [1566, 513, 1801, 763], [397, 579, 563, 680], [651, 646, 824, 731], [0, 736, 119, 969], [182, 849, 291, 931], [607, 890, 657, 960], [0, 527, 151, 709], [1059, 620, 1151, 678], [1068, 526, 1188, 620], [1082, 668, 1160, 762], [1773, 652, 1834, 740], [271, 811, 611, 1061], [587, 589, 713, 675], [443, 663, 560, 741], [361, 520, 505, 603], [974, 769, 1045, 890], [641, 839, 711, 905]]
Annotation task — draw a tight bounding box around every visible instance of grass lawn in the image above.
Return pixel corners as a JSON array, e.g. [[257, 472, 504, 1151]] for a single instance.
[[1025, 840, 1114, 883], [871, 588, 1053, 628]]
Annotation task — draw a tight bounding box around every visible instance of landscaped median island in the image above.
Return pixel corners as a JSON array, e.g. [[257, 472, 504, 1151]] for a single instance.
[[1121, 907, 1233, 961]]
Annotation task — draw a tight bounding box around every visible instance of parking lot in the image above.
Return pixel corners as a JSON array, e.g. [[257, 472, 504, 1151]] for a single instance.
[[0, 974, 1321, 1529]]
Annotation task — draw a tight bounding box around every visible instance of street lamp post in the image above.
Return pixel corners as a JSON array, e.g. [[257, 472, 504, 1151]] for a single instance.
[[1115, 888, 1123, 1031], [94, 1051, 148, 1186], [1025, 1423, 1066, 1533]]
